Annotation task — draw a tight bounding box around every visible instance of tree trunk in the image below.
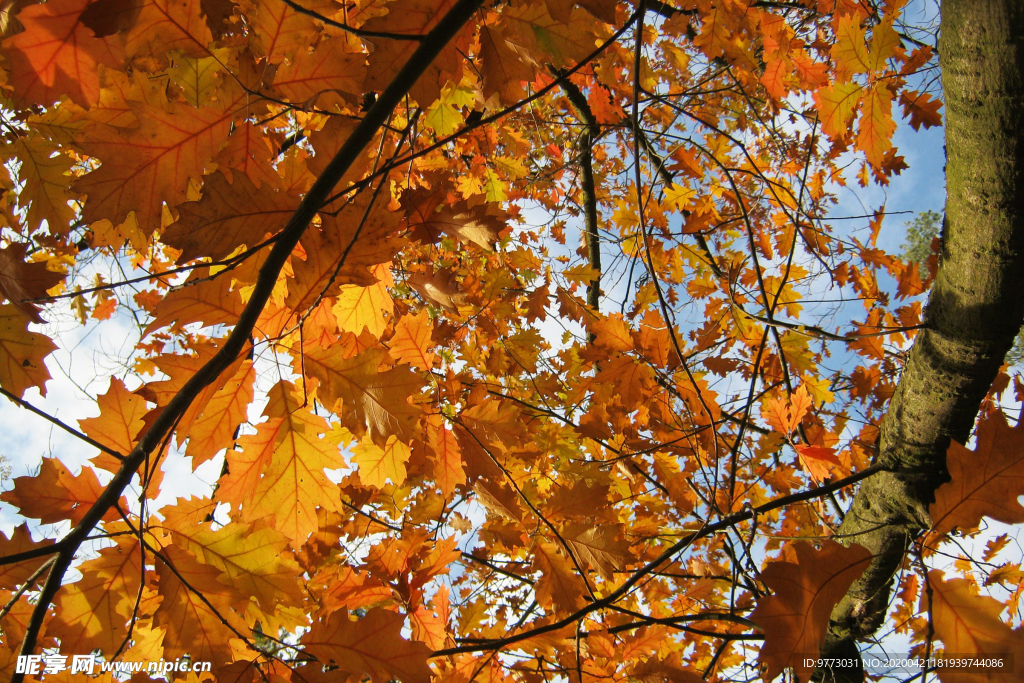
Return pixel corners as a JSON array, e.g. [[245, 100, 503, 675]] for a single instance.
[[816, 1, 1024, 680]]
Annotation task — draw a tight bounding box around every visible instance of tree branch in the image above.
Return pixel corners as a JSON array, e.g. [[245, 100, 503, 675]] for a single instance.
[[558, 78, 603, 313], [10, 0, 486, 673], [816, 2, 1024, 679]]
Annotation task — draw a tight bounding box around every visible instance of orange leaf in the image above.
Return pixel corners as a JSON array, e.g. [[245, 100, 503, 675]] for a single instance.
[[899, 90, 943, 131], [479, 24, 536, 105], [361, 0, 463, 106], [154, 544, 250, 668], [390, 310, 436, 371], [750, 540, 871, 682], [926, 570, 1024, 683], [145, 267, 245, 335], [0, 457, 120, 525], [217, 380, 344, 541], [591, 314, 634, 353], [813, 81, 862, 140], [49, 534, 141, 655], [857, 81, 896, 167], [562, 522, 631, 579], [762, 385, 813, 435], [74, 95, 242, 233], [429, 421, 465, 497], [163, 518, 305, 613], [79, 377, 147, 464], [931, 410, 1024, 535], [403, 182, 509, 250], [353, 434, 412, 488], [271, 36, 367, 106], [303, 608, 432, 683], [1, 0, 123, 107], [304, 347, 422, 445], [334, 264, 394, 338], [0, 304, 55, 398], [795, 444, 841, 482], [136, 344, 253, 466]]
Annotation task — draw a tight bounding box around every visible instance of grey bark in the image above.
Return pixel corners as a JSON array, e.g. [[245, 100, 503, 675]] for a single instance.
[[815, 1, 1024, 681]]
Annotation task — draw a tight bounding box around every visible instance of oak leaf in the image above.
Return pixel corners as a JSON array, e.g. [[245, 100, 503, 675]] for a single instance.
[[154, 544, 250, 668], [0, 524, 56, 590], [390, 310, 436, 370], [303, 608, 433, 683], [926, 570, 1024, 683], [303, 347, 422, 445], [353, 434, 412, 489], [0, 0, 123, 107], [761, 385, 812, 435], [532, 541, 586, 613], [931, 410, 1024, 535], [0, 457, 120, 525], [562, 522, 631, 579], [0, 242, 63, 323], [271, 37, 366, 107], [749, 540, 871, 682], [794, 444, 841, 483], [857, 81, 896, 168], [49, 535, 141, 655], [333, 264, 394, 338], [164, 519, 305, 613], [899, 90, 943, 131], [361, 0, 463, 106], [403, 184, 508, 250], [145, 268, 245, 335], [813, 81, 862, 140], [136, 344, 253, 466], [243, 0, 328, 64], [217, 380, 345, 542], [11, 135, 77, 234], [163, 171, 295, 262], [79, 377, 146, 470], [428, 421, 465, 496], [74, 96, 241, 233], [479, 24, 536, 105]]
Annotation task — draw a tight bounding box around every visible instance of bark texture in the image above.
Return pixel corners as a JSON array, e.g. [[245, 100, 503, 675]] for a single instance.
[[815, 1, 1024, 681]]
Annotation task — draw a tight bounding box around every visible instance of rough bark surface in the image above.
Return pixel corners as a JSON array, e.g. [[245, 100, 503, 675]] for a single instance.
[[816, 1, 1024, 681]]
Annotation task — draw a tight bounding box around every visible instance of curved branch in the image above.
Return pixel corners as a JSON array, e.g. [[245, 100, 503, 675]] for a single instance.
[[10, 0, 486, 674]]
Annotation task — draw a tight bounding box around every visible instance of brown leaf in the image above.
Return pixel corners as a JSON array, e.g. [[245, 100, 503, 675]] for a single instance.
[[164, 171, 295, 261], [0, 242, 63, 323], [303, 608, 432, 683], [931, 410, 1024, 535], [749, 540, 872, 682]]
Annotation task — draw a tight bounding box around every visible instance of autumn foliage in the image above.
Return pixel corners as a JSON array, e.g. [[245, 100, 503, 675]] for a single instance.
[[0, 0, 1019, 681]]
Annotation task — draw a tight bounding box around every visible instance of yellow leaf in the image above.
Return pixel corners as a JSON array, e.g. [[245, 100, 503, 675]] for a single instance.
[[353, 434, 412, 488], [663, 183, 697, 211], [333, 263, 394, 337], [217, 380, 345, 542], [813, 81, 863, 140]]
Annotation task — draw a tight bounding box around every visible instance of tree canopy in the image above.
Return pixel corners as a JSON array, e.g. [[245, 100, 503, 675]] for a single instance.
[[1, 0, 1023, 682]]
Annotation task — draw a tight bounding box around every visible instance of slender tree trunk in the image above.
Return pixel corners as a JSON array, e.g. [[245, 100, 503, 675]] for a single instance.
[[816, 1, 1024, 680]]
